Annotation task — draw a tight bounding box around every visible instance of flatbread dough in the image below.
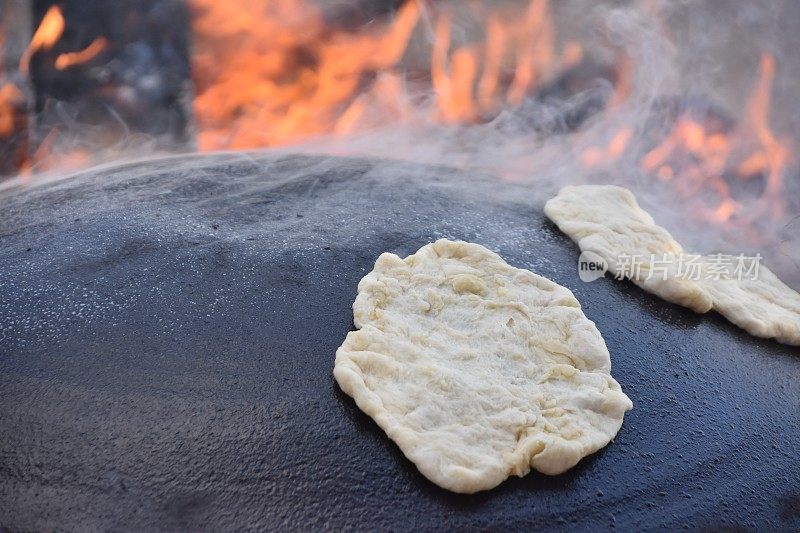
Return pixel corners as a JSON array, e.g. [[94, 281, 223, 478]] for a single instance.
[[544, 185, 800, 345], [334, 239, 633, 494], [697, 262, 800, 345]]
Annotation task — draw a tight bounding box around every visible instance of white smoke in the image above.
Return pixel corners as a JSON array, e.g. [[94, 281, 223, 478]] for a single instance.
[[3, 0, 798, 286]]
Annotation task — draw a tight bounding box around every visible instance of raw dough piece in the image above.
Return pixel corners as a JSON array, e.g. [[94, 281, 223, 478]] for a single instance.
[[697, 261, 800, 345], [334, 239, 633, 494], [544, 185, 800, 345]]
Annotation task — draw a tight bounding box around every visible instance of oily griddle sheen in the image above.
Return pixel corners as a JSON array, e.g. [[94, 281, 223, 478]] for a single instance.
[[0, 153, 798, 531]]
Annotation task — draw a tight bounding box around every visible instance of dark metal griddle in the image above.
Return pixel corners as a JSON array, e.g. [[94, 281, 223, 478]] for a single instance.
[[0, 153, 798, 531]]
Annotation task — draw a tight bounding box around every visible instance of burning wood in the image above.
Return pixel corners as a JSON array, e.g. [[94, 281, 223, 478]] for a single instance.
[[1, 0, 192, 177], [0, 0, 796, 280]]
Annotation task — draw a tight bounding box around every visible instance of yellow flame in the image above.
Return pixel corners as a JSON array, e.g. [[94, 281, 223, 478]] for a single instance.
[[55, 37, 108, 70], [20, 6, 65, 74]]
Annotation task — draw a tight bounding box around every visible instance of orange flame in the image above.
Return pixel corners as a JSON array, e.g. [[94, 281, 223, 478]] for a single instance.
[[743, 54, 790, 210], [190, 0, 422, 150], [2, 0, 794, 239], [55, 37, 108, 70], [507, 0, 553, 105], [189, 0, 569, 150], [477, 15, 507, 109], [582, 52, 790, 225], [431, 11, 479, 123], [0, 83, 24, 137], [581, 127, 633, 167], [20, 6, 65, 74]]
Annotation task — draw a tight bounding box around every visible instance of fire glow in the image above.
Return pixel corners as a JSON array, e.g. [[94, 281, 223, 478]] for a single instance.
[[188, 0, 792, 227], [0, 0, 795, 233], [581, 53, 790, 225], [189, 0, 579, 147]]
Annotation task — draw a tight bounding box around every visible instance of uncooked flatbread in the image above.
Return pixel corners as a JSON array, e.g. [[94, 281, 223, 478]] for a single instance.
[[544, 185, 800, 345], [334, 239, 632, 494], [696, 261, 800, 345]]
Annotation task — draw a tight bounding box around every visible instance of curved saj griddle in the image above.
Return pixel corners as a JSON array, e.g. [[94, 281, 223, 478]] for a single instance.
[[0, 153, 798, 531]]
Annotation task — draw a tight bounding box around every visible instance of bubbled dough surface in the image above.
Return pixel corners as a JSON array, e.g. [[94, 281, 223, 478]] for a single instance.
[[334, 239, 632, 494]]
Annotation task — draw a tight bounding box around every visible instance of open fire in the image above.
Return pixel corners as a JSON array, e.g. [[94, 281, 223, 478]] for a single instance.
[[0, 0, 797, 267]]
